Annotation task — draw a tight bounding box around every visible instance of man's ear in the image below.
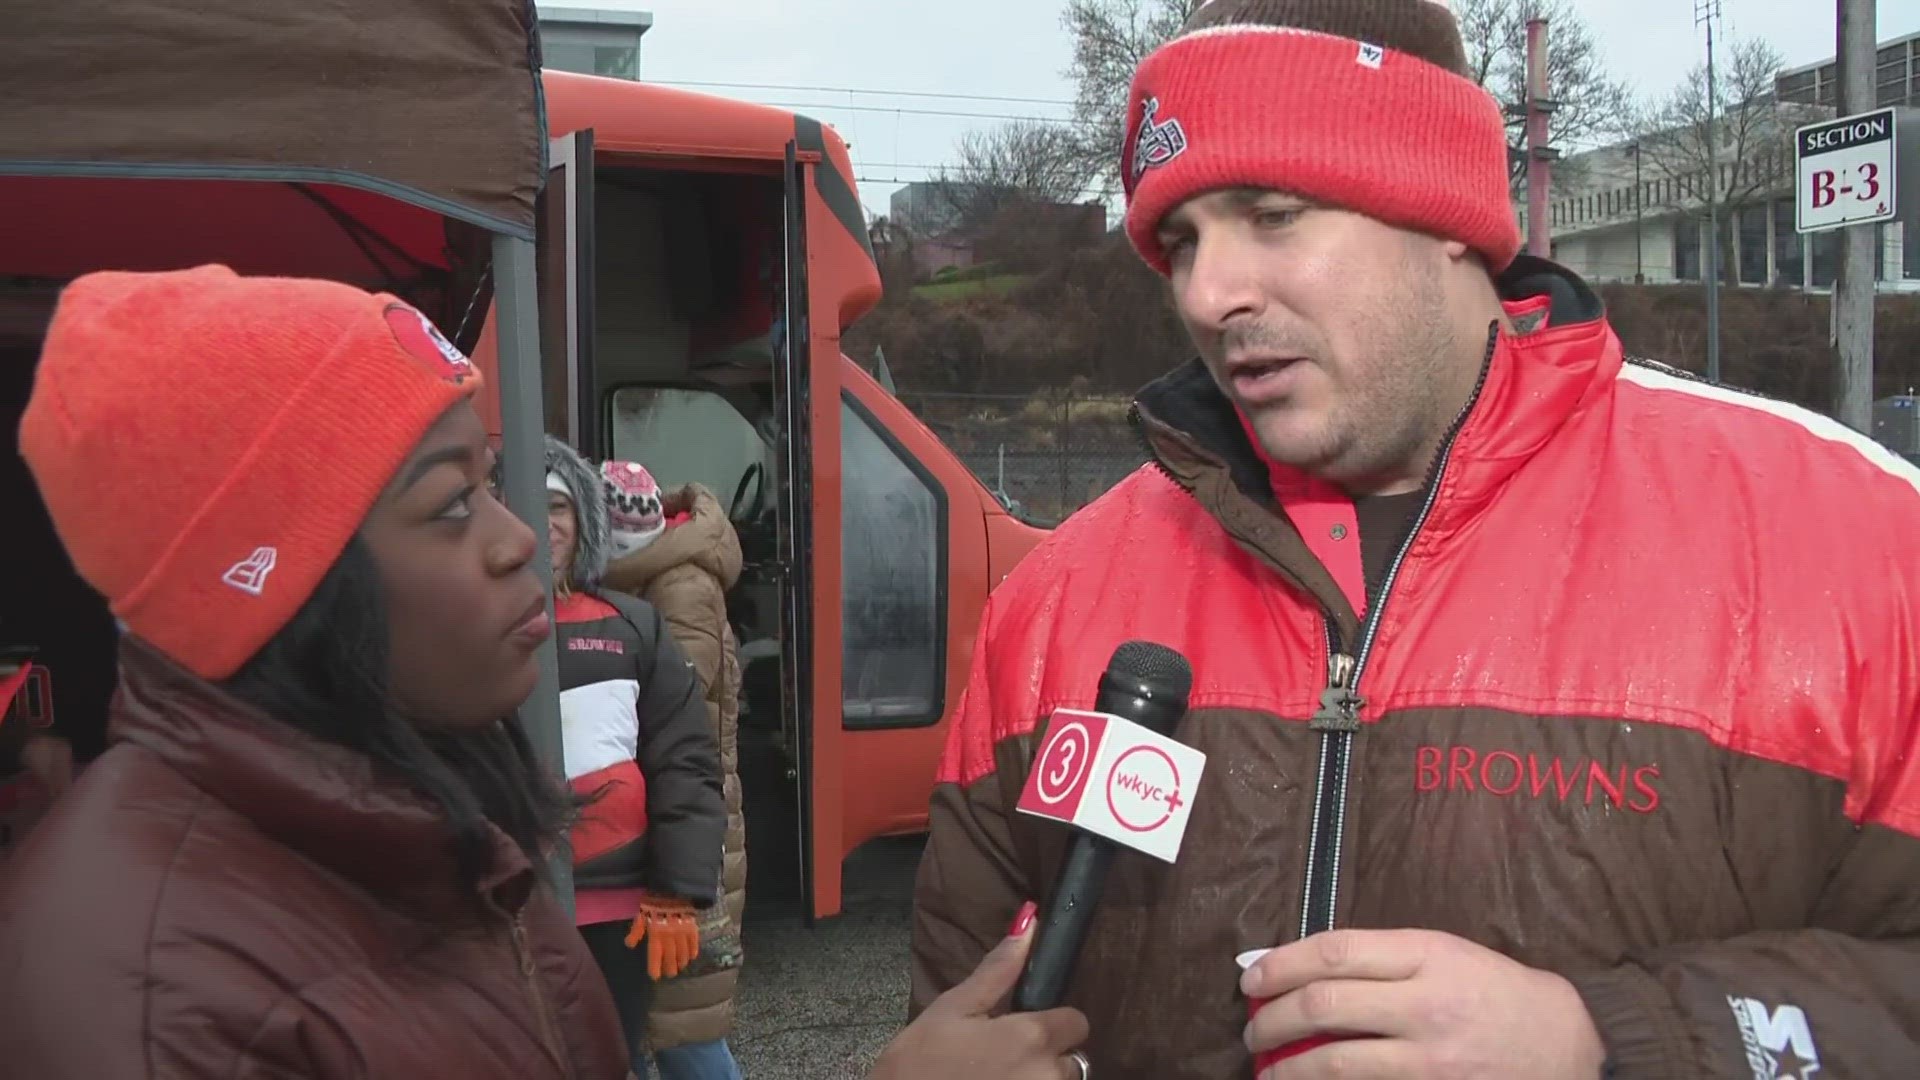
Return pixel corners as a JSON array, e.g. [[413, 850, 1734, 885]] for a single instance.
[[1442, 238, 1475, 264]]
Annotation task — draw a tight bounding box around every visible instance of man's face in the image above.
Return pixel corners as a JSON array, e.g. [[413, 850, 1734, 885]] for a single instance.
[[1156, 188, 1462, 490]]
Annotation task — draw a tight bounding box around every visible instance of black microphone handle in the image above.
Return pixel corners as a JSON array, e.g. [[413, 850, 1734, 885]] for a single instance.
[[1012, 835, 1115, 1012], [1008, 641, 1194, 1014]]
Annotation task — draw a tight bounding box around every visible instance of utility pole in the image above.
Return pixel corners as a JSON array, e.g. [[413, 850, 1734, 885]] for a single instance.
[[1628, 141, 1645, 284], [1524, 18, 1558, 259], [1696, 0, 1722, 384], [1835, 0, 1877, 432]]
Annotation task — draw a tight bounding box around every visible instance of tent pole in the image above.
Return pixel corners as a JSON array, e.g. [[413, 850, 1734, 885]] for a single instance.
[[491, 231, 574, 914]]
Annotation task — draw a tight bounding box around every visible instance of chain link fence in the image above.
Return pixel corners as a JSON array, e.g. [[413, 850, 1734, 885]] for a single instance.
[[895, 390, 1150, 525]]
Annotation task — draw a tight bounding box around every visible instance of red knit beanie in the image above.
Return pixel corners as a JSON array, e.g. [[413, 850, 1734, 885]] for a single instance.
[[1122, 0, 1521, 274], [18, 265, 483, 680]]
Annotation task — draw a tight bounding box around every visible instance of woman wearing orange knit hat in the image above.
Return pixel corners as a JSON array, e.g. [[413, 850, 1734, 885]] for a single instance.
[[0, 264, 631, 1079], [0, 265, 1091, 1080]]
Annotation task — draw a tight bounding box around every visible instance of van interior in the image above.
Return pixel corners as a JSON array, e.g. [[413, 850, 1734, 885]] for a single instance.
[[584, 161, 952, 910], [581, 163, 808, 906]]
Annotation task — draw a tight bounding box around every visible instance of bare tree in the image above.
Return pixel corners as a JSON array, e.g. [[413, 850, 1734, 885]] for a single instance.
[[1629, 37, 1813, 282], [1452, 0, 1632, 189], [936, 121, 1098, 238], [1061, 0, 1626, 195], [1060, 0, 1206, 196]]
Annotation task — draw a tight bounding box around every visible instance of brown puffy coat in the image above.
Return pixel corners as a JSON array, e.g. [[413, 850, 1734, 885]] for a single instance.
[[602, 483, 745, 1051], [0, 638, 631, 1080]]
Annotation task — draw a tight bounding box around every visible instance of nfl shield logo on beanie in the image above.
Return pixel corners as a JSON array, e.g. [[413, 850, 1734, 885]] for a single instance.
[[383, 303, 474, 385]]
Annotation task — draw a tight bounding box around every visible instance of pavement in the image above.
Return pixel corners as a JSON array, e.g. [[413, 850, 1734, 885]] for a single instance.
[[729, 836, 925, 1079]]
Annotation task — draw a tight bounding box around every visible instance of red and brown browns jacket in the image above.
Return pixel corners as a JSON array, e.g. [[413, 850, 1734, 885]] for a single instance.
[[908, 258, 1920, 1079]]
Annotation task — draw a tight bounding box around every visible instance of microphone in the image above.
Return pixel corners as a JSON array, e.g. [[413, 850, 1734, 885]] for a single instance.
[[1012, 640, 1195, 1013]]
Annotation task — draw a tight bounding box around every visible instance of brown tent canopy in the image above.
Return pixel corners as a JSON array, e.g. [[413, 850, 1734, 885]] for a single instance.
[[0, 0, 571, 873], [0, 0, 547, 336], [0, 0, 545, 238]]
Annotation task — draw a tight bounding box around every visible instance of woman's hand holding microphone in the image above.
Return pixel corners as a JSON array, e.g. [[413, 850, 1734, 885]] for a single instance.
[[869, 902, 1093, 1080]]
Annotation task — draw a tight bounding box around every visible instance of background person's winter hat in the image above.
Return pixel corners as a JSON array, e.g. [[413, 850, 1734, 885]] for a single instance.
[[600, 460, 666, 559], [1122, 0, 1522, 274], [18, 264, 481, 680]]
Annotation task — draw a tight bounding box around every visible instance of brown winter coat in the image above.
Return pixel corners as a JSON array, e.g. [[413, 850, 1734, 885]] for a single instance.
[[602, 483, 746, 1051], [0, 637, 631, 1080]]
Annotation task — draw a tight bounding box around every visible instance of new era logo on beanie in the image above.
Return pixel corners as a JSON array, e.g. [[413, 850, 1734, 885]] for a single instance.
[[1121, 0, 1520, 275], [18, 265, 486, 680], [222, 547, 280, 597]]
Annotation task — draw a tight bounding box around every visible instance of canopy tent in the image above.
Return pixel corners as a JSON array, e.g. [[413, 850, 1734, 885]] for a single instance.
[[0, 0, 546, 343], [1, 0, 543, 229], [0, 0, 570, 897]]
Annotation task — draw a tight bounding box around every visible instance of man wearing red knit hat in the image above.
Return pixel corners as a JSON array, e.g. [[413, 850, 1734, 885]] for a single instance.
[[911, 1, 1920, 1077]]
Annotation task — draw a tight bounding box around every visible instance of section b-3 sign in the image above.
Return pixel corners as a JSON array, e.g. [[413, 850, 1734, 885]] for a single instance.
[[1795, 107, 1897, 234]]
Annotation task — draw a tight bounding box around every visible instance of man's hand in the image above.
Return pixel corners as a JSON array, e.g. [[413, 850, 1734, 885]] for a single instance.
[[1242, 928, 1606, 1079], [624, 893, 700, 979], [869, 903, 1090, 1080]]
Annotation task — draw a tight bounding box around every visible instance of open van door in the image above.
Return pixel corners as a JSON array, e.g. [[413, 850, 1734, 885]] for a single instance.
[[539, 131, 598, 451], [775, 141, 821, 920]]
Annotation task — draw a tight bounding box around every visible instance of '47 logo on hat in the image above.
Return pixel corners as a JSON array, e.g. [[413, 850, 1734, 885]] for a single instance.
[[1130, 96, 1189, 184], [384, 303, 475, 385]]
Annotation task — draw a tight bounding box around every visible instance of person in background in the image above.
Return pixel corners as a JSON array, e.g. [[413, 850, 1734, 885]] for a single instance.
[[537, 435, 727, 1070], [601, 460, 748, 1080], [0, 265, 629, 1079]]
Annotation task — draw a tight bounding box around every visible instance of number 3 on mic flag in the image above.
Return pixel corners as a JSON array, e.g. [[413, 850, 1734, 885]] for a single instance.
[[1015, 708, 1207, 864]]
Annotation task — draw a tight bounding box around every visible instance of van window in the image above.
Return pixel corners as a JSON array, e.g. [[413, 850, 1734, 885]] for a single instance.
[[608, 387, 764, 506], [841, 395, 945, 729]]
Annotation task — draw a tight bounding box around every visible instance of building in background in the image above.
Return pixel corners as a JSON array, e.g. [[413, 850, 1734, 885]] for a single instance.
[[536, 3, 652, 81], [888, 181, 972, 239], [1519, 31, 1917, 293], [1776, 31, 1919, 111]]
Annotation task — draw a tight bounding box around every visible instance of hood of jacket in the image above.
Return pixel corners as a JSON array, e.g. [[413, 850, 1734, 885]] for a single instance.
[[603, 483, 743, 595], [544, 435, 611, 592]]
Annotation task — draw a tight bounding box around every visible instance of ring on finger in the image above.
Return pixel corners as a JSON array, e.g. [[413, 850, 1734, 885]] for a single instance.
[[1066, 1050, 1091, 1080]]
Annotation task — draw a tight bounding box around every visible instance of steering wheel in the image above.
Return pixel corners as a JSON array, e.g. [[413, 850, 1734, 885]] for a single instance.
[[730, 461, 766, 525]]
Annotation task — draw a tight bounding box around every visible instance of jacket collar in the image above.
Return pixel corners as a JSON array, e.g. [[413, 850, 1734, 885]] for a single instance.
[[1131, 257, 1619, 628], [109, 636, 536, 922]]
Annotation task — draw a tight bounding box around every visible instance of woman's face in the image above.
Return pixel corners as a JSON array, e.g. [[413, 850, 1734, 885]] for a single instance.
[[548, 492, 578, 587], [360, 403, 551, 730]]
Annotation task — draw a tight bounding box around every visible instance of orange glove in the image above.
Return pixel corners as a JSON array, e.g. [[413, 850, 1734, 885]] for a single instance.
[[624, 893, 701, 979]]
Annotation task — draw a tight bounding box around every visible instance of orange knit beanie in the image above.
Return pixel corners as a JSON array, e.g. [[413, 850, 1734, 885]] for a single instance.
[[1122, 0, 1521, 274], [18, 265, 483, 680]]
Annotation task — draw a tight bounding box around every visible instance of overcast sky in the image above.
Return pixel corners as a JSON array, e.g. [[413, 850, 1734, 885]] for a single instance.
[[605, 0, 1919, 219]]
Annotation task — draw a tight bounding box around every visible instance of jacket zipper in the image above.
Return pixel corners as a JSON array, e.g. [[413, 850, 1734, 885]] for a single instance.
[[1127, 325, 1500, 936], [507, 908, 576, 1080], [1295, 325, 1500, 938]]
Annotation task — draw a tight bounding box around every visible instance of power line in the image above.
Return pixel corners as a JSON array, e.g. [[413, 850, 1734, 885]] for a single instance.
[[648, 78, 1075, 108], [762, 101, 1085, 126]]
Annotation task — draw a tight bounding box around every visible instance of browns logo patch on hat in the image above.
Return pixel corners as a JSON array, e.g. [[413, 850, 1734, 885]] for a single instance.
[[383, 303, 474, 384]]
